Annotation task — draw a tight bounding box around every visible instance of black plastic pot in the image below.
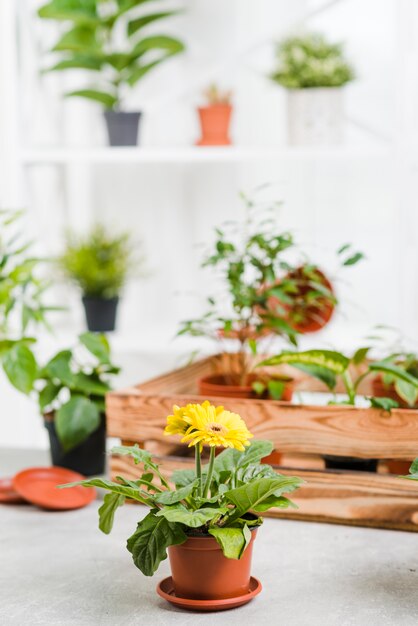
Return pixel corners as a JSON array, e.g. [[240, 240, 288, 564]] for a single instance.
[[324, 455, 378, 473], [44, 414, 106, 476], [82, 296, 119, 332], [104, 111, 141, 146]]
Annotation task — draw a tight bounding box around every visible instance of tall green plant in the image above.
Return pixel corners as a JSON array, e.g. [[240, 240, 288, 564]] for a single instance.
[[38, 0, 185, 109], [0, 210, 58, 393]]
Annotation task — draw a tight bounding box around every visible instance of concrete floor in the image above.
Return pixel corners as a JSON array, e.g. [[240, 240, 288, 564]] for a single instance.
[[1, 448, 418, 626]]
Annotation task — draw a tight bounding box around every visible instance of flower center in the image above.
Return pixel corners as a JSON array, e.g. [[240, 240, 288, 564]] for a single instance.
[[207, 422, 227, 435]]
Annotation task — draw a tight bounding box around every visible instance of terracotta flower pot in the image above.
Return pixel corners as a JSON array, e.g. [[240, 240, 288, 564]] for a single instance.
[[168, 528, 257, 600], [386, 460, 412, 475], [371, 375, 417, 409], [198, 373, 293, 401], [263, 267, 335, 334], [196, 104, 232, 146]]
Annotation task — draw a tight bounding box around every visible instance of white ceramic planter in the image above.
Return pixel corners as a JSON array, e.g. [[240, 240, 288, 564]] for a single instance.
[[287, 87, 344, 145]]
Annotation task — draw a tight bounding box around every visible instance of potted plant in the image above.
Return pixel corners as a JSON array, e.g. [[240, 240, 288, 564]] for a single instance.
[[0, 209, 58, 394], [36, 332, 119, 476], [64, 401, 302, 608], [178, 195, 362, 400], [259, 348, 418, 472], [196, 84, 233, 146], [38, 0, 185, 146], [270, 33, 354, 145], [59, 224, 139, 332]]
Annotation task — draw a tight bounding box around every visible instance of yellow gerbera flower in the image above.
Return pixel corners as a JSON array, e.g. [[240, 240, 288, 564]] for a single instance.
[[180, 402, 253, 451], [164, 401, 224, 437]]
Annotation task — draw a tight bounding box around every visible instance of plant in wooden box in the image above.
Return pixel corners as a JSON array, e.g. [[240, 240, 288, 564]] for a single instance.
[[38, 0, 185, 146], [196, 84, 233, 146], [271, 33, 354, 145], [259, 349, 418, 472], [63, 401, 302, 610], [0, 210, 59, 394], [178, 196, 362, 402], [36, 332, 120, 476], [60, 224, 140, 332]]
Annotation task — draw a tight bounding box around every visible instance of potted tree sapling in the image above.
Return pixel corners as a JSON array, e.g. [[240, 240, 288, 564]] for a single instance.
[[36, 332, 120, 476], [62, 402, 303, 610], [178, 194, 362, 401], [59, 224, 139, 332], [258, 348, 418, 472], [270, 33, 354, 145], [38, 0, 185, 146], [196, 84, 233, 146]]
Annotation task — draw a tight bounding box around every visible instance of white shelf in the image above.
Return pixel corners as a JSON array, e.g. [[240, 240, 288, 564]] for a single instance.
[[21, 145, 392, 165]]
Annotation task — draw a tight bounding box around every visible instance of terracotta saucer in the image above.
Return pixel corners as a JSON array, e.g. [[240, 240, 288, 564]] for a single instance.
[[12, 467, 96, 511], [0, 478, 26, 504], [156, 576, 262, 612]]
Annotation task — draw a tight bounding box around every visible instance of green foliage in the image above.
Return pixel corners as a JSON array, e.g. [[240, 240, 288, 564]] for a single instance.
[[59, 224, 139, 298], [271, 32, 354, 89], [36, 332, 120, 450], [38, 0, 185, 109], [370, 352, 418, 407], [68, 439, 303, 576]]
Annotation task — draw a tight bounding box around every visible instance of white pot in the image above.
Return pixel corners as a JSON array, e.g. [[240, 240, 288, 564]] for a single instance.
[[287, 87, 344, 146]]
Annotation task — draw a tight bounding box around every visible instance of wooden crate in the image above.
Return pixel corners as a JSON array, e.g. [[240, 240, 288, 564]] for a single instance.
[[106, 354, 418, 532]]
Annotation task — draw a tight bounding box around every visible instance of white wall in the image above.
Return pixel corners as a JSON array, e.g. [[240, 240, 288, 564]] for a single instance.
[[2, 0, 418, 448]]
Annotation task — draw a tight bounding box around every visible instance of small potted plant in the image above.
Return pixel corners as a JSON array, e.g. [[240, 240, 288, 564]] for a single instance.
[[259, 348, 418, 472], [196, 84, 233, 146], [270, 33, 354, 145], [64, 401, 303, 609], [179, 195, 362, 400], [37, 332, 120, 476], [38, 0, 185, 146], [59, 224, 139, 332]]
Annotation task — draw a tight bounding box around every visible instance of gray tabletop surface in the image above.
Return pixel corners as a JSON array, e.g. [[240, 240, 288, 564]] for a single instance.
[[1, 447, 418, 626]]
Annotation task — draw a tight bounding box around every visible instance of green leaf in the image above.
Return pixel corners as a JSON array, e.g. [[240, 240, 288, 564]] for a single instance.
[[79, 332, 110, 363], [352, 346, 370, 365], [61, 477, 152, 504], [65, 89, 117, 109], [343, 252, 365, 266], [154, 481, 198, 506], [155, 505, 227, 528], [127, 512, 187, 576], [236, 463, 277, 484], [370, 362, 418, 388], [252, 381, 266, 396], [38, 0, 98, 26], [290, 362, 337, 391], [171, 469, 197, 488], [370, 397, 399, 411], [252, 495, 297, 512], [72, 372, 110, 396], [2, 344, 37, 393], [98, 493, 125, 534], [132, 35, 185, 56], [394, 379, 418, 407], [127, 11, 181, 36], [53, 26, 98, 52], [259, 350, 350, 375], [267, 379, 285, 400], [111, 444, 152, 466], [224, 476, 303, 521], [237, 440, 274, 468], [44, 350, 75, 386], [409, 458, 418, 476], [209, 525, 252, 560], [55, 396, 100, 451], [46, 55, 102, 72], [39, 381, 62, 411]]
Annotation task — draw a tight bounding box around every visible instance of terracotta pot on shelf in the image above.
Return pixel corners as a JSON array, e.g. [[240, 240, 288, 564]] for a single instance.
[[196, 104, 232, 146], [198, 373, 293, 401], [371, 375, 417, 409], [168, 528, 258, 600], [263, 267, 335, 334]]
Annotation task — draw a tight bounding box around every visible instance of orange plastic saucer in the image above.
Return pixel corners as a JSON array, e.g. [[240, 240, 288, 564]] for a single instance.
[[0, 477, 26, 504], [12, 467, 96, 511], [156, 576, 262, 612]]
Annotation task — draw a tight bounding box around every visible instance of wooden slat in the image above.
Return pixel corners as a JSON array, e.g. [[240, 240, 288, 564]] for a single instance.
[[107, 388, 418, 458], [110, 455, 418, 532]]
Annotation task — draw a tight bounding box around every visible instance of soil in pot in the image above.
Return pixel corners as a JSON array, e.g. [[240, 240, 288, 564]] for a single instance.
[[82, 296, 119, 332], [196, 105, 232, 146], [44, 413, 106, 476], [104, 110, 141, 146], [198, 373, 293, 401], [168, 526, 258, 600], [323, 455, 378, 473]]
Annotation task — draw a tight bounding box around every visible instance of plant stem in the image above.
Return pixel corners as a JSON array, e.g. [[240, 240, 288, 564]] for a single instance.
[[342, 370, 356, 405], [203, 447, 216, 499], [195, 445, 202, 497]]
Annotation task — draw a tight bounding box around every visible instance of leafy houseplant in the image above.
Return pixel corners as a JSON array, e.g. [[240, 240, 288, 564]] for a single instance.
[[65, 401, 302, 604], [196, 84, 233, 146], [0, 210, 58, 394], [178, 196, 361, 401], [371, 352, 418, 408], [60, 224, 138, 332], [38, 332, 120, 475], [271, 33, 355, 145], [38, 0, 185, 146], [259, 349, 418, 472]]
